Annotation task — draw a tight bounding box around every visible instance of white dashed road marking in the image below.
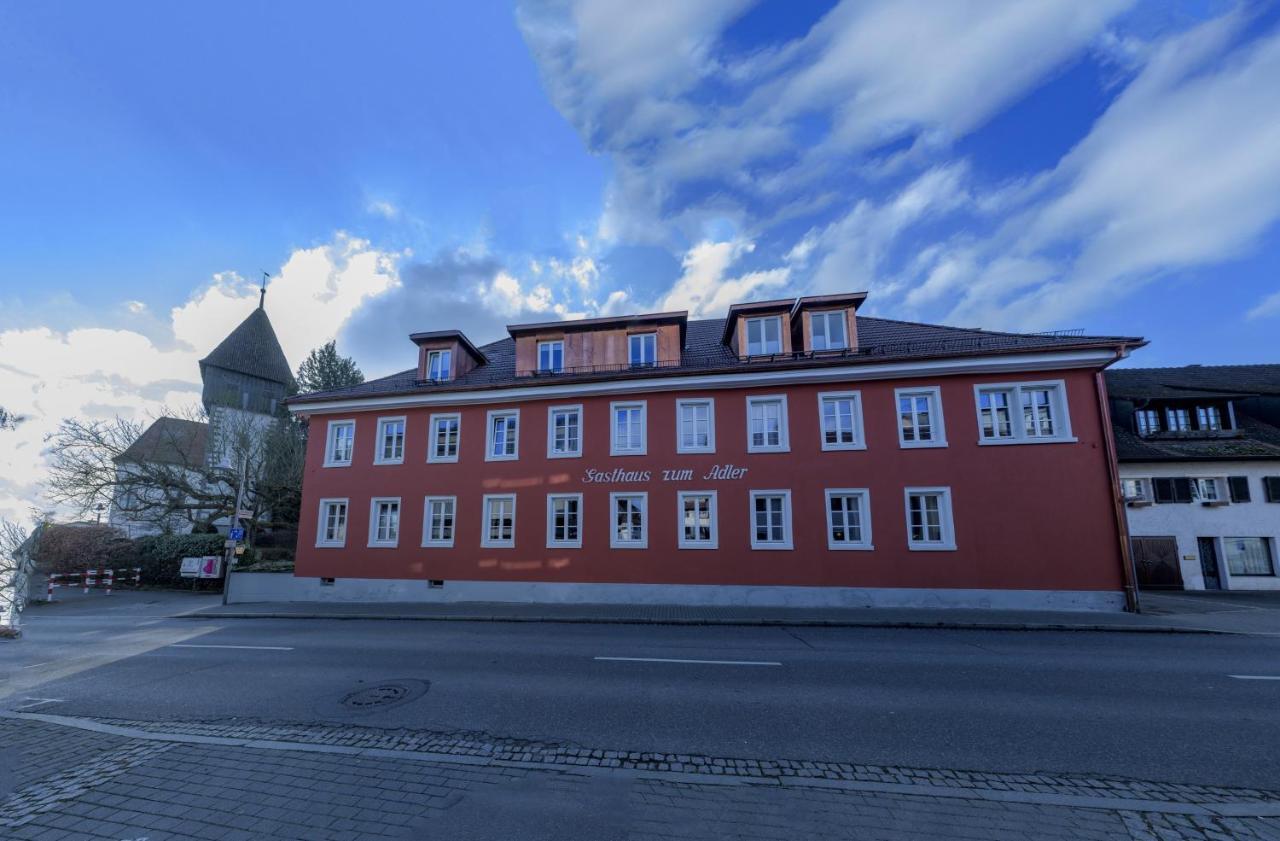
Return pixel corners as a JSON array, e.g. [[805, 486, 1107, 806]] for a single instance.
[[168, 644, 294, 651], [594, 656, 782, 666], [1229, 674, 1280, 681]]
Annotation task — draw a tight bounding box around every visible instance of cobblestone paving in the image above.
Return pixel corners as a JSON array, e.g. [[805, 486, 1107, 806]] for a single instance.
[[1, 717, 1277, 841]]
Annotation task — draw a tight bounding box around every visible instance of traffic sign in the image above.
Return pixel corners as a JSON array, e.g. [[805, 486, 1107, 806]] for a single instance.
[[228, 527, 245, 541]]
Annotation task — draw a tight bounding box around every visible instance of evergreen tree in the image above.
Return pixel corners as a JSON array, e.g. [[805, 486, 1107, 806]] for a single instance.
[[295, 341, 364, 393]]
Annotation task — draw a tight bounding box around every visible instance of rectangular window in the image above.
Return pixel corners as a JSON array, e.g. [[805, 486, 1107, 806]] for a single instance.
[[1197, 405, 1223, 431], [677, 491, 717, 549], [896, 387, 945, 448], [428, 413, 461, 463], [1193, 478, 1223, 503], [810, 311, 848, 351], [546, 493, 583, 549], [425, 349, 451, 381], [749, 490, 793, 549], [316, 499, 348, 547], [547, 405, 582, 458], [1121, 478, 1149, 502], [1152, 477, 1194, 504], [975, 382, 1072, 444], [818, 392, 863, 451], [537, 340, 564, 374], [368, 498, 401, 547], [825, 489, 871, 550], [375, 417, 406, 464], [1224, 537, 1275, 576], [1135, 409, 1160, 436], [904, 487, 955, 550], [324, 420, 355, 467], [610, 401, 647, 456], [486, 410, 519, 461], [676, 399, 715, 454], [1166, 407, 1191, 432], [1228, 476, 1251, 503], [481, 494, 516, 548], [745, 316, 782, 356], [747, 395, 789, 453], [610, 493, 647, 549], [1265, 477, 1280, 503], [628, 333, 657, 367], [422, 496, 456, 547]]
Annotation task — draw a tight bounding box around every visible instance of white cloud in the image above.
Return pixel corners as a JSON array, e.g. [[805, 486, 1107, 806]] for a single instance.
[[1247, 290, 1280, 321], [657, 239, 789, 318]]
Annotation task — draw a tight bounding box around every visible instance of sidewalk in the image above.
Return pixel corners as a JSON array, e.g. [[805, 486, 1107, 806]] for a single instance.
[[180, 596, 1280, 634]]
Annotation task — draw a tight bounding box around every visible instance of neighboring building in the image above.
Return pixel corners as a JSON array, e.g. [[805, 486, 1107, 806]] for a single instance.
[[280, 292, 1143, 611], [1106, 365, 1280, 591], [109, 298, 293, 537]]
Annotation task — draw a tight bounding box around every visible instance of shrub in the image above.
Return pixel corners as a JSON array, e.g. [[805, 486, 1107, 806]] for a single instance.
[[131, 533, 227, 588]]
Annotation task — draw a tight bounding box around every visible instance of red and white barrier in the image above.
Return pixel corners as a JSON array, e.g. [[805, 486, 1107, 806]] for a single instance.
[[44, 568, 143, 601]]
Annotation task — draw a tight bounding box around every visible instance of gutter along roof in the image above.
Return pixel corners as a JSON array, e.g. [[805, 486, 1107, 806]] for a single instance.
[[289, 314, 1141, 410]]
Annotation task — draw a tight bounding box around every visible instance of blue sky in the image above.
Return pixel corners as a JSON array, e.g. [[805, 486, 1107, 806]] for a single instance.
[[2, 0, 1280, 517]]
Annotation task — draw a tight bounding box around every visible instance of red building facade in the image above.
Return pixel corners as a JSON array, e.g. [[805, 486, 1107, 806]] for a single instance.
[[285, 294, 1142, 611]]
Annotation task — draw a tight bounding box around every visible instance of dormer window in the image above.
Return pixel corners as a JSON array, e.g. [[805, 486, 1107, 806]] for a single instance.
[[811, 311, 847, 351], [425, 349, 451, 381], [1197, 406, 1223, 431], [629, 333, 657, 367], [745, 316, 782, 356], [1166, 407, 1191, 432], [538, 340, 564, 374], [1135, 409, 1160, 436]]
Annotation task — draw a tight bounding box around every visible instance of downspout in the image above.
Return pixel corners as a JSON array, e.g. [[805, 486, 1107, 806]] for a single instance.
[[1095, 352, 1141, 613]]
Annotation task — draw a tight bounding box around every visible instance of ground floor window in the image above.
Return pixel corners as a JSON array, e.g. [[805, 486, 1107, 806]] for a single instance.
[[610, 493, 648, 549], [423, 496, 456, 547], [825, 489, 871, 550], [368, 498, 400, 547], [482, 494, 516, 548], [904, 487, 955, 550], [678, 491, 717, 549], [317, 499, 348, 547], [547, 494, 583, 548], [749, 490, 792, 550], [1224, 537, 1275, 576]]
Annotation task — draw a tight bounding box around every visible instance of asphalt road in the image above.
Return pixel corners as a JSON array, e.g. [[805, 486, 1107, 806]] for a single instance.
[[4, 593, 1279, 792]]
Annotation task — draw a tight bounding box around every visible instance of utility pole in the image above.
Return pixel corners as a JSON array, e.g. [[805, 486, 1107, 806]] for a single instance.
[[220, 454, 249, 607]]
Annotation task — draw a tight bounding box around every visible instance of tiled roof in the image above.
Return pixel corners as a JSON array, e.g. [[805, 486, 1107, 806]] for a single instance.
[[289, 315, 1139, 406], [200, 308, 295, 387], [115, 417, 208, 466], [1105, 364, 1280, 399]]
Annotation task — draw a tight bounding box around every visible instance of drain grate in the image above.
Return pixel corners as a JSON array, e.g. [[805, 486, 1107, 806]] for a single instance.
[[340, 679, 429, 711]]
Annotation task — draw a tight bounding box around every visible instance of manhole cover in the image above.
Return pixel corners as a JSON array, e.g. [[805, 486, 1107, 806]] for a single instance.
[[340, 679, 429, 711]]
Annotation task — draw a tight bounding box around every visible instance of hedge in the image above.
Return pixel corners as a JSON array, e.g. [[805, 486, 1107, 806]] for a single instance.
[[130, 533, 228, 588]]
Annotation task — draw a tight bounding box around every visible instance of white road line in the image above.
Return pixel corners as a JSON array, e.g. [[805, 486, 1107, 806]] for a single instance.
[[135, 619, 162, 626], [14, 698, 65, 711], [594, 656, 782, 666], [21, 662, 52, 669], [1229, 675, 1280, 681], [169, 644, 294, 651]]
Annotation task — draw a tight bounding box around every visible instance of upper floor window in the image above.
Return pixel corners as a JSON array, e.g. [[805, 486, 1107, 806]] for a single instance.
[[629, 333, 657, 367], [810, 311, 847, 351], [1121, 478, 1150, 502], [1135, 409, 1160, 436], [548, 405, 582, 458], [425, 349, 451, 381], [818, 392, 863, 451], [324, 420, 355, 467], [747, 395, 789, 452], [750, 490, 793, 550], [1166, 407, 1191, 432], [538, 340, 564, 374], [375, 417, 406, 464], [905, 487, 955, 551], [316, 498, 348, 547], [428, 413, 460, 463], [745, 316, 782, 356], [976, 382, 1072, 444], [368, 498, 401, 547], [1193, 477, 1223, 502], [486, 409, 519, 461], [1198, 405, 1225, 431], [896, 387, 945, 448], [676, 399, 715, 453], [611, 401, 647, 456], [422, 496, 456, 547]]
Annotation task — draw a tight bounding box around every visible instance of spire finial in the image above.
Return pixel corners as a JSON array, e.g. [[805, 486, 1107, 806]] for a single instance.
[[259, 271, 269, 310]]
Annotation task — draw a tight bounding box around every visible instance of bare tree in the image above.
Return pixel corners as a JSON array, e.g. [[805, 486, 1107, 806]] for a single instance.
[[1, 518, 36, 633], [0, 406, 26, 430]]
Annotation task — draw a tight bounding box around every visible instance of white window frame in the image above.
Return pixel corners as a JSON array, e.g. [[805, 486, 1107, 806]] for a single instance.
[[676, 490, 718, 550], [537, 339, 564, 374], [749, 489, 793, 550], [546, 493, 584, 549], [895, 386, 947, 449], [629, 332, 657, 367], [480, 494, 517, 549], [746, 395, 790, 453], [421, 496, 457, 548], [973, 380, 1075, 445], [1192, 477, 1227, 503], [425, 349, 452, 382], [315, 498, 349, 548], [485, 409, 520, 462], [903, 487, 956, 551], [609, 492, 648, 549], [323, 419, 355, 468], [810, 310, 848, 351], [368, 497, 401, 548], [427, 412, 461, 464], [373, 416, 407, 465], [817, 391, 865, 452], [675, 398, 716, 454], [546, 404, 583, 459], [610, 400, 648, 456], [824, 489, 872, 551], [1120, 477, 1150, 502], [744, 315, 783, 356]]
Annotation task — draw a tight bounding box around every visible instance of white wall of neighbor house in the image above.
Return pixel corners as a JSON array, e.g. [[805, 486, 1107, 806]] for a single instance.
[[1120, 461, 1280, 591]]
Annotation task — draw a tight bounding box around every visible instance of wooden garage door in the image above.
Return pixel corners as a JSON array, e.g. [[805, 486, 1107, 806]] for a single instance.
[[1131, 536, 1183, 590]]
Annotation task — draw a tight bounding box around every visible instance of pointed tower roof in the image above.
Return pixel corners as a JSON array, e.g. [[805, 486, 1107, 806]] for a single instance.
[[199, 306, 294, 387]]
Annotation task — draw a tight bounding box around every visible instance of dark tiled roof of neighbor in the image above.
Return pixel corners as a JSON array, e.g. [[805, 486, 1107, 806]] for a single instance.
[[200, 307, 295, 387], [289, 316, 1138, 406], [1105, 364, 1280, 399], [115, 417, 208, 466]]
